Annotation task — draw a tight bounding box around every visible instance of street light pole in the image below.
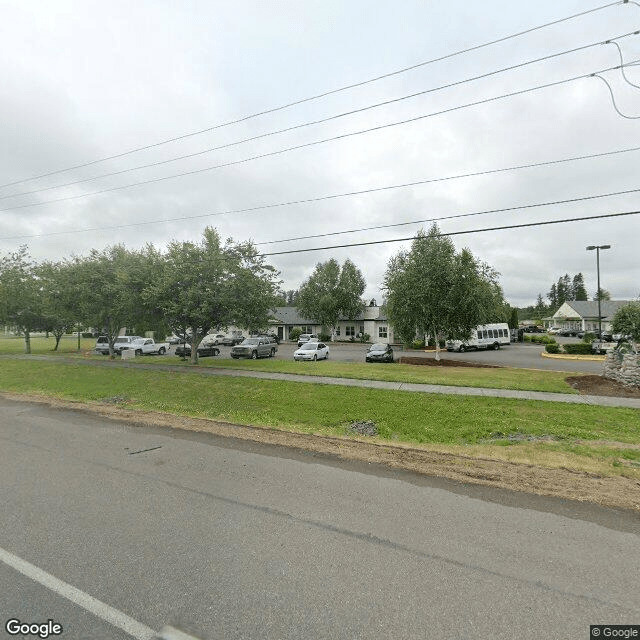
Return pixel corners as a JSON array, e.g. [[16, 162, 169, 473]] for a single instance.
[[586, 244, 611, 337]]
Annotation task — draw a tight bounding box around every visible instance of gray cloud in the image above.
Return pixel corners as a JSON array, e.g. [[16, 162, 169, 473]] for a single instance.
[[1, 0, 639, 308]]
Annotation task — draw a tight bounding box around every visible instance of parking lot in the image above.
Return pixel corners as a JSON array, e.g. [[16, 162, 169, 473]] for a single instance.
[[158, 338, 602, 374]]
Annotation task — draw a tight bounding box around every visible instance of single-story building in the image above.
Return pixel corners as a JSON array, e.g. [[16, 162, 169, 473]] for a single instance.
[[268, 305, 395, 343], [551, 300, 633, 333]]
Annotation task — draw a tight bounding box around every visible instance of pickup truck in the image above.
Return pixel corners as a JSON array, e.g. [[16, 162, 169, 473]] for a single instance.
[[116, 337, 169, 356]]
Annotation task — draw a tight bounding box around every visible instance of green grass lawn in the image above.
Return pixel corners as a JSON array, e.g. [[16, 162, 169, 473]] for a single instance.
[[0, 335, 585, 394], [0, 335, 95, 354], [0, 359, 637, 478]]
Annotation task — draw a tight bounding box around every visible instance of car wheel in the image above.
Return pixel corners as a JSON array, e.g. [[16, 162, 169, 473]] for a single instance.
[[325, 352, 329, 359], [270, 348, 275, 357], [158, 347, 166, 355], [493, 342, 500, 350], [251, 351, 258, 360], [459, 345, 466, 353], [231, 355, 238, 359], [135, 349, 142, 356], [313, 354, 317, 361]]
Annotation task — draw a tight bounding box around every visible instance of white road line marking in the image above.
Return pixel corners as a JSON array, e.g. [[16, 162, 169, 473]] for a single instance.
[[0, 546, 156, 640]]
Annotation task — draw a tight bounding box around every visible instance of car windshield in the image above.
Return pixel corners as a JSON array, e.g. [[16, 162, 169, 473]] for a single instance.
[[242, 338, 260, 345], [300, 343, 318, 350], [370, 343, 386, 350], [114, 337, 130, 343]]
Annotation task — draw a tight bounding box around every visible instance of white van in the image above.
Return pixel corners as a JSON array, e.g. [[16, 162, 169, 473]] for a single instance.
[[446, 323, 510, 352]]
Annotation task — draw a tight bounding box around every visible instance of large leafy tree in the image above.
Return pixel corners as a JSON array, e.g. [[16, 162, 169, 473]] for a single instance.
[[0, 246, 43, 354], [73, 245, 155, 357], [384, 223, 506, 360], [146, 228, 280, 364], [296, 258, 365, 338], [38, 260, 81, 350], [611, 301, 640, 352]]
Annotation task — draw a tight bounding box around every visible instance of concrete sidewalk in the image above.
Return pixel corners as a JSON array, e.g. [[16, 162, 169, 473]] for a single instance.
[[10, 354, 640, 409]]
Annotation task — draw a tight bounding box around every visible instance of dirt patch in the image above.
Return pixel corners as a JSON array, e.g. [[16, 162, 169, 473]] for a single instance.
[[566, 375, 640, 399], [2, 391, 639, 512], [398, 356, 501, 368]]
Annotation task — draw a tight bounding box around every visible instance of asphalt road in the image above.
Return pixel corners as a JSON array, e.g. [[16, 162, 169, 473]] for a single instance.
[[161, 339, 603, 373], [1, 398, 638, 640]]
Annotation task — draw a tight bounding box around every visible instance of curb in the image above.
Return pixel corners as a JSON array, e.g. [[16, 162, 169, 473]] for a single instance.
[[541, 351, 605, 362]]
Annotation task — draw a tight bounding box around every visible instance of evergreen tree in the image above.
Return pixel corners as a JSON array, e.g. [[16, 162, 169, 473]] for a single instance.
[[572, 273, 588, 301]]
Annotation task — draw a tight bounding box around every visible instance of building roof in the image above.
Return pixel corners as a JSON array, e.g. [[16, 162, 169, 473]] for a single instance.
[[271, 307, 314, 325], [554, 300, 633, 320], [271, 305, 387, 324]]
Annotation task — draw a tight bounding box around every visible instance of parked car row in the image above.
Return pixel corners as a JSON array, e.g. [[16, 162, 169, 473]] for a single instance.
[[95, 334, 400, 363]]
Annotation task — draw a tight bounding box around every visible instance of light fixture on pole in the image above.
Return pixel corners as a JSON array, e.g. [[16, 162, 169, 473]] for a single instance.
[[586, 244, 611, 337]]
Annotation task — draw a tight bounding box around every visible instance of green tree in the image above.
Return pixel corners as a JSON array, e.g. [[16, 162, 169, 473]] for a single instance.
[[146, 228, 279, 364], [611, 301, 640, 352], [0, 246, 43, 354], [534, 293, 547, 319], [594, 288, 611, 301], [296, 258, 365, 339], [38, 260, 80, 350], [384, 224, 505, 361], [73, 245, 154, 357], [572, 273, 588, 301], [508, 307, 519, 330]]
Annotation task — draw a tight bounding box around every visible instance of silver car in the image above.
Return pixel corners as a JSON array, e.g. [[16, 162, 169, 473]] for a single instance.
[[230, 337, 277, 359]]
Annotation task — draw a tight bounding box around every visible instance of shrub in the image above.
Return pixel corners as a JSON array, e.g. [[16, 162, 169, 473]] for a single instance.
[[524, 334, 556, 345], [545, 344, 560, 354], [288, 327, 302, 342], [411, 339, 426, 349], [319, 332, 332, 342], [582, 332, 596, 344], [359, 333, 370, 343], [563, 343, 594, 355]]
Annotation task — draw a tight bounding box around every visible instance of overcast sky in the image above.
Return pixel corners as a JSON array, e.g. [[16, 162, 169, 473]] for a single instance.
[[1, 0, 639, 307]]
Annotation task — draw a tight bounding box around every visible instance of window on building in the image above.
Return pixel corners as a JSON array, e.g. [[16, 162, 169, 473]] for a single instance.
[[345, 326, 355, 337], [359, 325, 365, 335], [378, 326, 388, 338], [335, 327, 340, 336]]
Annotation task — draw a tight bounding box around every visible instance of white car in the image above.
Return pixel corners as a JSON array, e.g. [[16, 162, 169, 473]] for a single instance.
[[294, 341, 329, 361]]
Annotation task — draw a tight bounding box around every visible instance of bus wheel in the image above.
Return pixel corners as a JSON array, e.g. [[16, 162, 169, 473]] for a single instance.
[[493, 342, 500, 350], [459, 345, 465, 353]]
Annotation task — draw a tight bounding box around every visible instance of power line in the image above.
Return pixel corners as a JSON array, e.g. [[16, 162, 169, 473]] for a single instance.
[[4, 33, 635, 202], [0, 0, 623, 192], [0, 63, 630, 214], [2, 144, 640, 241], [256, 186, 640, 246], [260, 210, 640, 256], [592, 73, 640, 118]]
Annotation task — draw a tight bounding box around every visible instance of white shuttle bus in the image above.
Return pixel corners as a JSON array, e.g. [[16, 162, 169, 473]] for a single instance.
[[446, 323, 510, 352]]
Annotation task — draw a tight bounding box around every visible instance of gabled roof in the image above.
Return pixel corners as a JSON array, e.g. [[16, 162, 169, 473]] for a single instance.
[[554, 300, 633, 320], [271, 307, 315, 325], [270, 305, 388, 324]]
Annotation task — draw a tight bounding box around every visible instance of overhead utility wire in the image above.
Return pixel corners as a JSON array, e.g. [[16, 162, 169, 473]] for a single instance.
[[609, 38, 640, 87], [592, 73, 640, 117], [256, 186, 640, 246], [3, 32, 636, 202], [0, 0, 623, 191], [259, 210, 640, 256], [1, 62, 633, 214], [2, 144, 640, 240]]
